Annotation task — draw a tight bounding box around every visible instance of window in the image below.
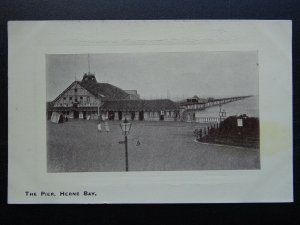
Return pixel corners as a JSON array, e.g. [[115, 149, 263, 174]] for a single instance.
[[63, 97, 66, 100], [75, 98, 78, 102], [75, 88, 77, 92], [80, 96, 83, 100], [87, 97, 90, 102], [69, 97, 72, 100]]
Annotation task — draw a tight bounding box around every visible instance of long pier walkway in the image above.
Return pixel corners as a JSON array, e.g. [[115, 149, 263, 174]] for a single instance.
[[180, 95, 253, 122]]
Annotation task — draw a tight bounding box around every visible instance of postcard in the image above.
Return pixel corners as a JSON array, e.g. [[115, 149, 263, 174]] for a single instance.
[[8, 20, 293, 203]]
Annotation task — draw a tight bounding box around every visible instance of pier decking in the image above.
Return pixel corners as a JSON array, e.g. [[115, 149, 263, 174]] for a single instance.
[[179, 95, 253, 122]]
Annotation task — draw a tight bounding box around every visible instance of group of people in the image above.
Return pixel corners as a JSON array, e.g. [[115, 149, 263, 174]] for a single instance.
[[97, 115, 110, 132]]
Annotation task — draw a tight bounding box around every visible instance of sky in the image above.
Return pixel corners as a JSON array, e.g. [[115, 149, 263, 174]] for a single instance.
[[46, 51, 259, 101]]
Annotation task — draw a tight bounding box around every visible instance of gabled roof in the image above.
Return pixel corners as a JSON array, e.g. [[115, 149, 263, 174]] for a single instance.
[[101, 99, 179, 111], [79, 73, 130, 100], [52, 81, 79, 104], [80, 80, 130, 100], [51, 77, 130, 104]]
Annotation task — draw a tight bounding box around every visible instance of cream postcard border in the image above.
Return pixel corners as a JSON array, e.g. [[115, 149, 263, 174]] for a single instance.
[[8, 20, 293, 203]]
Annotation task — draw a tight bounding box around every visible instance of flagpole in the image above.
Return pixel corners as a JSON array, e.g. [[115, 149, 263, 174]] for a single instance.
[[88, 54, 90, 74]]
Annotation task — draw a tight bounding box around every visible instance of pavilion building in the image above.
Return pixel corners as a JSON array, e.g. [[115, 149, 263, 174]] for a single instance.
[[47, 73, 179, 121]]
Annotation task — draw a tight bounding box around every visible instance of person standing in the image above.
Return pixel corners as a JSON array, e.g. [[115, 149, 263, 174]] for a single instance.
[[97, 115, 103, 132], [104, 120, 110, 132]]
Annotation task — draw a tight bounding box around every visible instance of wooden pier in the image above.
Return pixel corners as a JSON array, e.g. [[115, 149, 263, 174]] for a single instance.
[[179, 95, 252, 122]]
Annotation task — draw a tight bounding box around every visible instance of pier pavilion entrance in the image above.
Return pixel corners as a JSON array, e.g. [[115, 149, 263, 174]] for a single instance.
[[139, 111, 144, 120]]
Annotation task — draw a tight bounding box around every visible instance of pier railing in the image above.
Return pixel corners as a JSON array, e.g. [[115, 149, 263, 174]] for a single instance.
[[183, 116, 225, 123], [195, 117, 221, 123], [180, 95, 252, 108], [179, 95, 252, 122], [193, 116, 259, 149]]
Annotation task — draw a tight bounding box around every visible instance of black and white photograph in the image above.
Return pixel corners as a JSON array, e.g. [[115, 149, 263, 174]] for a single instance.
[[8, 20, 292, 204], [46, 52, 260, 172]]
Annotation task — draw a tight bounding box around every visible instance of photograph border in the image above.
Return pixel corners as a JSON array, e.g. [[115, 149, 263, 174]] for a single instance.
[[45, 51, 260, 173], [8, 20, 292, 204]]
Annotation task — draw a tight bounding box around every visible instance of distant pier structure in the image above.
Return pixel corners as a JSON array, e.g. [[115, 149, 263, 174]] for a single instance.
[[178, 95, 253, 123]]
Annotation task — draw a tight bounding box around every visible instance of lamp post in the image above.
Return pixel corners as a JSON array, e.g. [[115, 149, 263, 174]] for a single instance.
[[120, 118, 132, 172], [219, 103, 226, 124], [219, 103, 223, 123]]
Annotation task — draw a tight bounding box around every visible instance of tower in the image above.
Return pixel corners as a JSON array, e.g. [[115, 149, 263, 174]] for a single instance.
[[82, 54, 97, 82]]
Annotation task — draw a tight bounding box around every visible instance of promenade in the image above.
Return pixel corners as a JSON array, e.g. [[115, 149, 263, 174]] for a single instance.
[[47, 120, 260, 172]]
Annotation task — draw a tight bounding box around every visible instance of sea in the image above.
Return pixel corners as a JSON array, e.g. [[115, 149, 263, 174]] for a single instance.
[[196, 95, 259, 118]]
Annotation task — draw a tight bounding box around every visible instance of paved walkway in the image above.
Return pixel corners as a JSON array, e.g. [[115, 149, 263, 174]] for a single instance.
[[47, 120, 260, 172]]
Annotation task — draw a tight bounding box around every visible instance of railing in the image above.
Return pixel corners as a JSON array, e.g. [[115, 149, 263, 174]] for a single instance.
[[194, 122, 259, 149], [180, 95, 252, 112], [195, 117, 221, 123], [194, 123, 219, 139]]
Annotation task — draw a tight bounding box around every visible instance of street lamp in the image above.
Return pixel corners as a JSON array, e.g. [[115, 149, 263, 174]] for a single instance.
[[219, 103, 226, 123], [120, 118, 132, 171]]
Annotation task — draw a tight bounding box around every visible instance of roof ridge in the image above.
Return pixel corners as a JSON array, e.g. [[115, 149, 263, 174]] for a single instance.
[[80, 80, 129, 100]]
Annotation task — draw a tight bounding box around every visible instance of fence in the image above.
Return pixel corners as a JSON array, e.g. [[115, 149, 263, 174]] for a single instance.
[[195, 117, 221, 123], [193, 123, 219, 139], [193, 122, 259, 149]]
